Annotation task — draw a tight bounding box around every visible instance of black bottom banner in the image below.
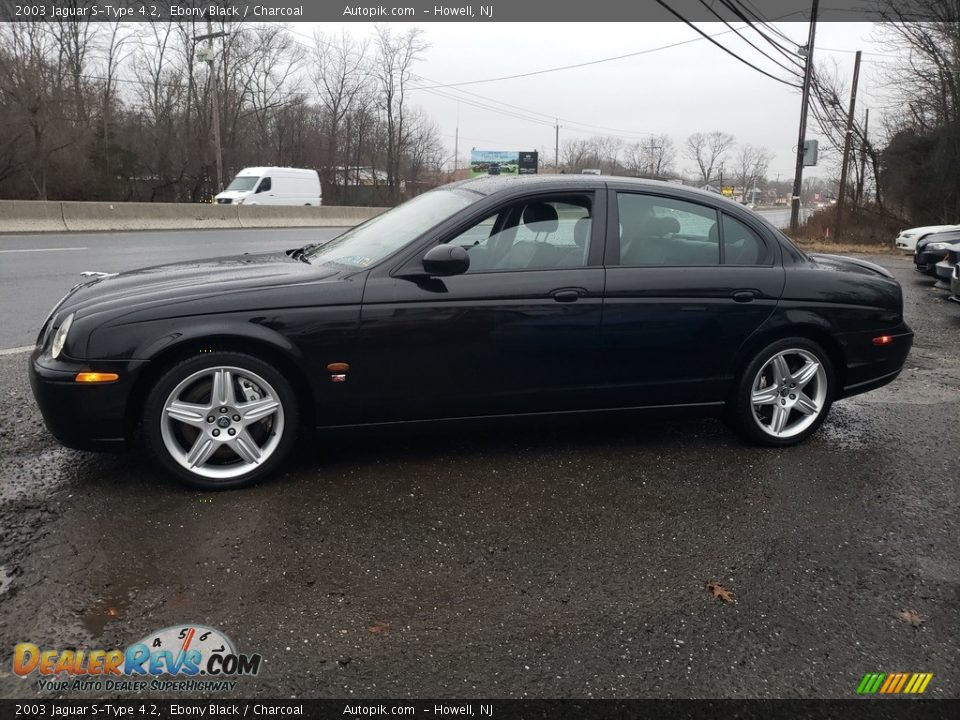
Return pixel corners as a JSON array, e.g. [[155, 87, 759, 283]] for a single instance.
[[1, 699, 957, 720]]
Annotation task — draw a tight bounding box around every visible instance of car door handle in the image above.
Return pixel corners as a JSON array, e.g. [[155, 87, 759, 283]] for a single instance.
[[551, 289, 583, 303], [732, 290, 758, 303]]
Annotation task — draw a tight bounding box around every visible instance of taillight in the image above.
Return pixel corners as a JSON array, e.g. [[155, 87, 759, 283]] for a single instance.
[[872, 335, 894, 346]]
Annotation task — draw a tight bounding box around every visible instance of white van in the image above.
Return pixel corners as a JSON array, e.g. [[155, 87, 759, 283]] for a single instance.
[[215, 167, 321, 206]]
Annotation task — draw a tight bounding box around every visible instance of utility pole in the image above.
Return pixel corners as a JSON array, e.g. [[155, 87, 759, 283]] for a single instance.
[[857, 107, 870, 205], [789, 0, 819, 233], [453, 102, 460, 176], [834, 50, 861, 241], [555, 119, 560, 172], [195, 22, 228, 195]]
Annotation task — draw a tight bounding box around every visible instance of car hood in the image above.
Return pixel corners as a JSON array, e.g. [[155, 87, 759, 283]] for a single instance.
[[215, 190, 251, 200], [918, 232, 960, 249], [58, 251, 341, 319], [807, 253, 894, 279]]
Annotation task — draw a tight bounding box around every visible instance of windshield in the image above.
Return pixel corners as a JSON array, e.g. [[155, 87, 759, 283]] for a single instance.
[[225, 176, 258, 192], [304, 189, 480, 268]]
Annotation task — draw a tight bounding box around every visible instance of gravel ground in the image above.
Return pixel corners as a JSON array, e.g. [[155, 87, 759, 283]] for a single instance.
[[0, 255, 957, 699]]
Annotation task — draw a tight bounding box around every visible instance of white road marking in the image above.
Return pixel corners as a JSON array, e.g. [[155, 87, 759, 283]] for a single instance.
[[0, 345, 34, 356], [0, 247, 88, 253]]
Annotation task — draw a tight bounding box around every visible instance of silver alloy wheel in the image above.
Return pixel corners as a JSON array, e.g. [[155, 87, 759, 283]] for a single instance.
[[749, 348, 828, 439], [159, 366, 285, 480]]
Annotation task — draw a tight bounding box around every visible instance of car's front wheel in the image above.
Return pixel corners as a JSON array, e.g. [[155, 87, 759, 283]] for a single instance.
[[731, 338, 834, 446], [143, 352, 299, 489]]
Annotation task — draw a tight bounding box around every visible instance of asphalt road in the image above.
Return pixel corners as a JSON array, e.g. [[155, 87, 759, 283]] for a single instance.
[[0, 256, 957, 700], [0, 228, 342, 350]]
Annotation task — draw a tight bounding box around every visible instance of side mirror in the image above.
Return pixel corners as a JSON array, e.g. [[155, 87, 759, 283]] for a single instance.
[[422, 244, 470, 276]]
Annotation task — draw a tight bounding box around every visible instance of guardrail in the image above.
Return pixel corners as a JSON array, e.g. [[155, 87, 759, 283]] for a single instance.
[[0, 200, 388, 234]]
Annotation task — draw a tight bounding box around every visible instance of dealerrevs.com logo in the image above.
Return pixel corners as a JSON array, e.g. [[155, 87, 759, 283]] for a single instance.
[[13, 625, 262, 692]]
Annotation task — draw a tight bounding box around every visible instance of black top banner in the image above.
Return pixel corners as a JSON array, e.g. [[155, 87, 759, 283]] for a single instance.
[[0, 0, 957, 23], [2, 699, 959, 720]]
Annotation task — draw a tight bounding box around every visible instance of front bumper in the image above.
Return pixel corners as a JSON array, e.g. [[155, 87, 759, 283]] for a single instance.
[[895, 239, 915, 252], [914, 250, 943, 273], [29, 348, 145, 452], [934, 259, 956, 283]]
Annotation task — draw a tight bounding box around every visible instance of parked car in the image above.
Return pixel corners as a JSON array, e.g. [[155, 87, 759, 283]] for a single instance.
[[915, 230, 960, 275], [935, 244, 960, 289], [30, 176, 913, 489], [895, 224, 960, 253], [215, 167, 321, 206]]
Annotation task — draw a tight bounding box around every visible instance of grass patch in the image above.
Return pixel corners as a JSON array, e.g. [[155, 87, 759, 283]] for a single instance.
[[784, 204, 906, 255], [792, 239, 900, 255]]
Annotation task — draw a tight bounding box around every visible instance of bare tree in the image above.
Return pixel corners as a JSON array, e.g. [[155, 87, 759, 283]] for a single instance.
[[239, 25, 304, 162], [731, 145, 772, 201], [372, 26, 428, 202], [49, 15, 94, 122], [0, 24, 83, 198], [870, 2, 960, 221], [313, 31, 370, 194], [131, 24, 189, 200], [627, 134, 676, 177], [685, 131, 735, 187]]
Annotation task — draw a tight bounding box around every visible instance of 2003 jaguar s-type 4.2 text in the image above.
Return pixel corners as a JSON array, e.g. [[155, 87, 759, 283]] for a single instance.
[[30, 176, 913, 489]]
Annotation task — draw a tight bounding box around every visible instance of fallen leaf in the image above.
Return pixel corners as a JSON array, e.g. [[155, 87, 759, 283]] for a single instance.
[[897, 609, 924, 628], [705, 581, 734, 604], [367, 621, 391, 635], [106, 607, 119, 618]]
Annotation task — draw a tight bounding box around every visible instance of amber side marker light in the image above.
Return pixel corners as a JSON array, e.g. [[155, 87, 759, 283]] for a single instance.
[[872, 335, 894, 346], [75, 372, 120, 383]]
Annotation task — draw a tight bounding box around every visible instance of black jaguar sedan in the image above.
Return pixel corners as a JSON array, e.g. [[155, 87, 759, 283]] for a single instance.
[[30, 176, 913, 489]]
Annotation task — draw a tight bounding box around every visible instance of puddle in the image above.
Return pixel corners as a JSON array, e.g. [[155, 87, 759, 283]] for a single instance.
[[80, 580, 137, 639]]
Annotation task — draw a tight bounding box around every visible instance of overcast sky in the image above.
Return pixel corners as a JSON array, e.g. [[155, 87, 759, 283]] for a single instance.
[[295, 21, 898, 180]]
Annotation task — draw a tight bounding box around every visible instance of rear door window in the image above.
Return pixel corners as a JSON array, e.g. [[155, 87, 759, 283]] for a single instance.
[[617, 193, 719, 266], [721, 214, 772, 265]]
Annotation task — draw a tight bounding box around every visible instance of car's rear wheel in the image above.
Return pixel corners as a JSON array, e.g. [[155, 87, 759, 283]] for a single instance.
[[143, 352, 299, 489], [731, 338, 834, 446]]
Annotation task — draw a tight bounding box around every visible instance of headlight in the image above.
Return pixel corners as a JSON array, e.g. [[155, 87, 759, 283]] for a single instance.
[[902, 232, 915, 238], [50, 313, 74, 359], [927, 242, 948, 251]]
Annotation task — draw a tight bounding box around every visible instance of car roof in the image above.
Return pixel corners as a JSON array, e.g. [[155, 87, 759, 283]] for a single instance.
[[236, 167, 317, 176], [447, 174, 756, 214]]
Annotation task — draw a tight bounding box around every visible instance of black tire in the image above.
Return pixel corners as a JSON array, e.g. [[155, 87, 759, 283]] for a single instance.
[[729, 337, 834, 447], [142, 351, 299, 490]]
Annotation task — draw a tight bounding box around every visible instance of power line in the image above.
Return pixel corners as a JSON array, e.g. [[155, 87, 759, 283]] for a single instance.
[[411, 78, 656, 138], [697, 0, 804, 76], [652, 0, 803, 89], [733, 0, 799, 45], [719, 0, 806, 67], [288, 27, 658, 140], [409, 26, 755, 90]]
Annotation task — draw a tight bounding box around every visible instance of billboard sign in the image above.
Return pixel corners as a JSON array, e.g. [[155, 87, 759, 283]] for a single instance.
[[470, 150, 538, 177]]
